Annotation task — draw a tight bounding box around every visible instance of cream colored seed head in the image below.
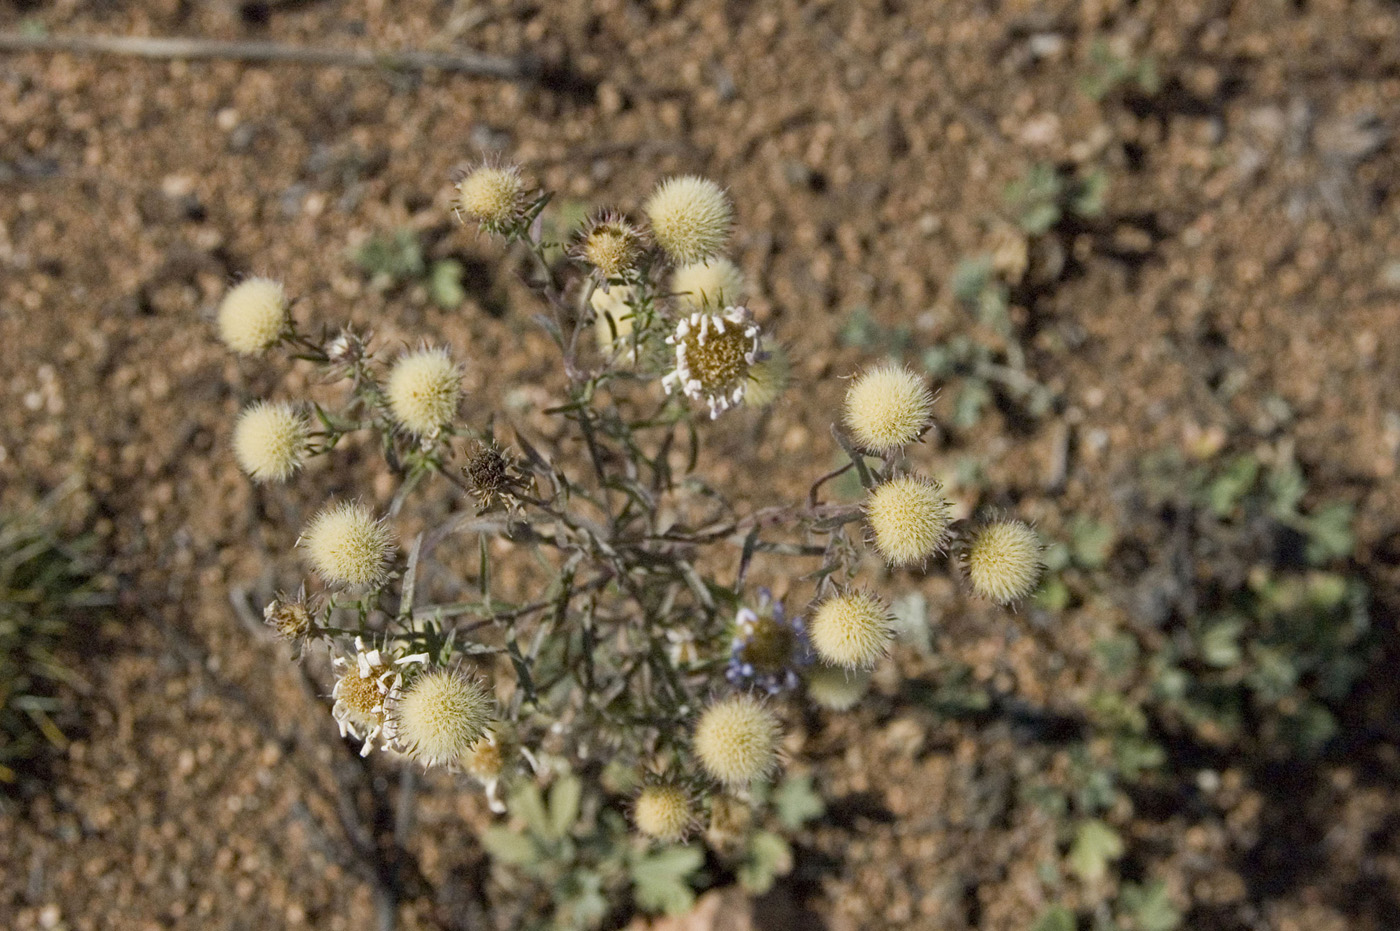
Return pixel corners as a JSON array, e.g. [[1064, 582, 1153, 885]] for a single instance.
[[386, 348, 462, 436], [843, 363, 935, 453], [393, 669, 493, 768], [866, 474, 953, 566], [233, 401, 309, 482], [300, 502, 395, 586], [673, 257, 744, 310], [693, 695, 780, 786], [965, 519, 1044, 605], [809, 590, 894, 669], [633, 785, 694, 842], [217, 277, 287, 354], [592, 285, 636, 354], [644, 176, 732, 264], [744, 345, 791, 408], [805, 665, 872, 712], [456, 165, 525, 230]]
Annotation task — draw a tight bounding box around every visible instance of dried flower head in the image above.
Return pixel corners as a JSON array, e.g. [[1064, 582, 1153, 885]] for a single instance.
[[633, 784, 695, 842], [326, 327, 369, 367], [644, 176, 731, 264], [744, 344, 791, 408], [693, 694, 780, 786], [233, 401, 309, 483], [964, 518, 1044, 605], [673, 257, 744, 311], [578, 212, 644, 279], [843, 362, 935, 453], [662, 308, 762, 418], [464, 440, 517, 508], [392, 668, 494, 768], [300, 502, 395, 587], [462, 732, 506, 781], [726, 590, 813, 694], [805, 665, 872, 712], [331, 637, 424, 756], [217, 277, 287, 354], [456, 164, 526, 233], [386, 347, 462, 437], [263, 591, 313, 641], [809, 590, 894, 669], [865, 474, 953, 566]]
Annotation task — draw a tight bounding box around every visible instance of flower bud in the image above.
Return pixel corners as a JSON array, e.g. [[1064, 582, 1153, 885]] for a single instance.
[[217, 277, 287, 354], [865, 474, 953, 566], [644, 176, 731, 264], [300, 502, 395, 587], [386, 347, 462, 437], [693, 695, 780, 786], [393, 669, 494, 768], [809, 590, 894, 669], [843, 362, 934, 453], [964, 518, 1044, 605], [633, 784, 694, 842]]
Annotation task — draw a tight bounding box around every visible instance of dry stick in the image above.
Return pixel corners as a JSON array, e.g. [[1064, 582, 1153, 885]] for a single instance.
[[0, 32, 540, 81]]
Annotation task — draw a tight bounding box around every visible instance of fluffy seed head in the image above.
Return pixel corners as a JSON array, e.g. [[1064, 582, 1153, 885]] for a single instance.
[[965, 519, 1044, 605], [843, 363, 935, 453], [592, 285, 637, 355], [386, 348, 462, 436], [633, 784, 694, 842], [217, 277, 287, 354], [744, 344, 791, 408], [233, 401, 309, 482], [673, 257, 744, 311], [662, 308, 762, 418], [579, 213, 644, 279], [644, 176, 732, 264], [693, 695, 781, 785], [866, 474, 953, 566], [300, 502, 395, 586], [809, 590, 894, 669], [393, 669, 494, 768], [805, 665, 872, 712], [456, 164, 526, 231]]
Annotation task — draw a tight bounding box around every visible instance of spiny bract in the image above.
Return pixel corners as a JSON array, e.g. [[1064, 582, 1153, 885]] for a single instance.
[[843, 362, 935, 453], [693, 694, 780, 785], [300, 502, 395, 587], [866, 474, 953, 566], [965, 518, 1044, 605], [386, 348, 462, 436], [809, 590, 895, 669], [233, 401, 309, 483], [393, 668, 494, 768], [644, 176, 732, 265], [217, 277, 287, 354]]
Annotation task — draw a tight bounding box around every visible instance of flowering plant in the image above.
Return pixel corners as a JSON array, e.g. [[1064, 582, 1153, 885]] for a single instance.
[[215, 163, 1045, 922]]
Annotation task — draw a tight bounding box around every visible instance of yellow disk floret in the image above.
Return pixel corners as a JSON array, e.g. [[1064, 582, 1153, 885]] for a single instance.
[[693, 695, 780, 786], [456, 164, 526, 231], [300, 502, 395, 587], [673, 257, 744, 310], [233, 401, 309, 482], [965, 519, 1044, 605], [809, 590, 894, 669], [843, 363, 934, 453], [865, 474, 953, 566], [386, 348, 462, 436], [217, 277, 287, 354], [579, 214, 643, 279], [392, 669, 494, 768], [805, 665, 872, 712], [644, 176, 732, 264], [633, 784, 694, 842]]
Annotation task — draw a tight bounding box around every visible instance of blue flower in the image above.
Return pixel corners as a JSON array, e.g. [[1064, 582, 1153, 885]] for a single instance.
[[725, 590, 813, 694]]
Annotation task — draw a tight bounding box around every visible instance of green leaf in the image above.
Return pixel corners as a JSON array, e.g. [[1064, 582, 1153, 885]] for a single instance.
[[1199, 615, 1245, 668], [428, 258, 467, 309], [773, 772, 826, 829], [1069, 820, 1124, 882], [1206, 455, 1259, 516], [630, 846, 702, 915], [1070, 517, 1117, 569], [1303, 502, 1355, 565], [548, 774, 583, 839], [480, 826, 539, 866], [510, 781, 551, 839], [1033, 905, 1078, 931], [1118, 880, 1181, 931], [737, 830, 792, 894]]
